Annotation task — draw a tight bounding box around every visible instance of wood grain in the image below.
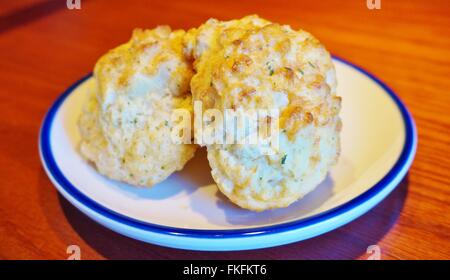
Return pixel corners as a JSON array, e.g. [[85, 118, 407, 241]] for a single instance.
[[0, 0, 449, 260]]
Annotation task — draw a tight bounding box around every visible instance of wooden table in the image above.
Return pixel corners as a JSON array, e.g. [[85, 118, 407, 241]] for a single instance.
[[0, 0, 449, 260]]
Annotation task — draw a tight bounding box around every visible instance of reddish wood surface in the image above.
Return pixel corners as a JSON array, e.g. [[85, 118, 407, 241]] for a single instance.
[[0, 0, 449, 260]]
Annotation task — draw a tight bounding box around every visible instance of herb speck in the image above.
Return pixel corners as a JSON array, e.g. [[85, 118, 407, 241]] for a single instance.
[[267, 62, 274, 76], [281, 154, 287, 165]]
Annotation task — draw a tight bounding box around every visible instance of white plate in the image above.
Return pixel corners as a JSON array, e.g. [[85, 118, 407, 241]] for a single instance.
[[39, 57, 417, 251]]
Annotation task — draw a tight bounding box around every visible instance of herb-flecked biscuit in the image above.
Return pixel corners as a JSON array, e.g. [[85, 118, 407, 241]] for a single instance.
[[78, 26, 197, 187], [186, 16, 341, 211]]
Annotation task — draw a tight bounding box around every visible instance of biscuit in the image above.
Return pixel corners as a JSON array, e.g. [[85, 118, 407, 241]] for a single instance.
[[79, 26, 197, 187], [187, 16, 341, 211]]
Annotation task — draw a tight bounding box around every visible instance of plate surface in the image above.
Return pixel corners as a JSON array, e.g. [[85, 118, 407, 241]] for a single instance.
[[39, 57, 417, 251]]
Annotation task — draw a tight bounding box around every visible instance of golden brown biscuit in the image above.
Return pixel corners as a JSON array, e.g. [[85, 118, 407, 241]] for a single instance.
[[79, 26, 197, 187], [187, 16, 341, 211]]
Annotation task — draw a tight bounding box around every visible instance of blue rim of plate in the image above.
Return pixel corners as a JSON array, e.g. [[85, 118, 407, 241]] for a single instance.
[[39, 56, 417, 238]]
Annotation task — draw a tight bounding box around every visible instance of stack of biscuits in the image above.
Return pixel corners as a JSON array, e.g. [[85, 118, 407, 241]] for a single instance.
[[78, 15, 342, 211]]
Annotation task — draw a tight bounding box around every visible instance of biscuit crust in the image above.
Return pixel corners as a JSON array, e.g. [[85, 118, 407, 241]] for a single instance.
[[78, 26, 197, 187], [188, 16, 341, 211]]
